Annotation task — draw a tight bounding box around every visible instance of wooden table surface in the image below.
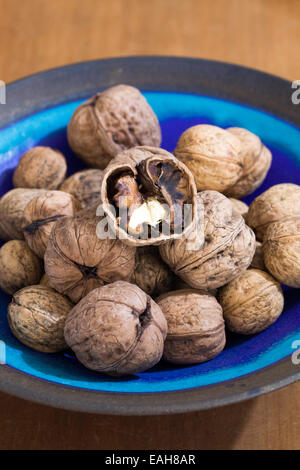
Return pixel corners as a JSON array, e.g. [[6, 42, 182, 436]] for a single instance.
[[0, 0, 299, 450]]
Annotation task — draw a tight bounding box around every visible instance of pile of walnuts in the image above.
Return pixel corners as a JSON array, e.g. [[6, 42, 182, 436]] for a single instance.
[[0, 84, 298, 377]]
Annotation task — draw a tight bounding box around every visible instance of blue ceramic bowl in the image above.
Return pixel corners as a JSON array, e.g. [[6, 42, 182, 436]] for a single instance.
[[0, 57, 299, 414]]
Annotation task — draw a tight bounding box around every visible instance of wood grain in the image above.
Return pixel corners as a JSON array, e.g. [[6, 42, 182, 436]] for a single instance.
[[0, 0, 299, 450]]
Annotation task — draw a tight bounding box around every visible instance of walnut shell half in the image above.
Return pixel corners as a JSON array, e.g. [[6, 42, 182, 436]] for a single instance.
[[156, 289, 225, 364], [174, 124, 243, 192], [159, 191, 255, 290], [64, 281, 167, 376], [67, 84, 161, 169], [219, 269, 284, 334], [225, 128, 272, 198], [263, 218, 300, 288], [44, 208, 136, 303], [101, 146, 198, 246], [8, 285, 73, 353], [246, 183, 300, 241]]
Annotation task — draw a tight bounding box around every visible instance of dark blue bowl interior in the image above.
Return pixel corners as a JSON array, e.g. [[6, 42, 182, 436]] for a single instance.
[[0, 91, 299, 393]]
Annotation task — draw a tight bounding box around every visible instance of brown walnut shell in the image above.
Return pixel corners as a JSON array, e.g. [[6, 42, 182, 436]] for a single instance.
[[229, 198, 248, 219], [159, 191, 255, 290], [0, 188, 47, 240], [101, 146, 198, 246], [60, 169, 103, 208], [64, 281, 168, 376], [39, 274, 51, 288], [156, 289, 225, 364], [250, 241, 265, 271], [263, 218, 300, 288], [0, 240, 43, 295], [174, 124, 243, 192], [67, 84, 161, 169], [22, 191, 81, 258], [132, 246, 176, 297], [225, 128, 272, 198], [44, 208, 136, 303], [13, 146, 67, 189], [219, 269, 284, 335], [8, 285, 73, 353], [246, 183, 300, 241]]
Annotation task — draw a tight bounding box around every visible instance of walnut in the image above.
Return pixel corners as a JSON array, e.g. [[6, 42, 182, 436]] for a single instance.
[[229, 198, 248, 219], [174, 124, 243, 192], [132, 246, 176, 297], [8, 285, 73, 353], [39, 274, 51, 288], [22, 190, 81, 258], [101, 146, 197, 246], [64, 281, 167, 376], [0, 188, 47, 240], [13, 146, 67, 189], [219, 269, 284, 334], [246, 183, 300, 241], [263, 218, 300, 288], [60, 169, 103, 208], [225, 128, 272, 198], [250, 241, 265, 271], [0, 240, 43, 295], [44, 208, 136, 303], [67, 85, 161, 169], [159, 191, 255, 290], [156, 289, 225, 364]]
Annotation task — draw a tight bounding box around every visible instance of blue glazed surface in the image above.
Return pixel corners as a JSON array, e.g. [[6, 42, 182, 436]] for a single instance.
[[0, 92, 299, 393]]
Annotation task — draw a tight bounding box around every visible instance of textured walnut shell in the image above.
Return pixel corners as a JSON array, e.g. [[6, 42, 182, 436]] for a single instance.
[[67, 85, 161, 169], [64, 281, 167, 376], [229, 198, 248, 219], [0, 240, 43, 295], [156, 289, 225, 364], [13, 146, 67, 189], [22, 191, 81, 258], [225, 128, 272, 198], [219, 269, 284, 334], [263, 218, 300, 288], [60, 169, 103, 208], [132, 246, 176, 297], [0, 188, 47, 240], [160, 191, 255, 290], [101, 146, 198, 246], [8, 285, 73, 353], [246, 183, 300, 241], [250, 241, 265, 271], [174, 124, 243, 192], [44, 209, 136, 303], [39, 274, 51, 288]]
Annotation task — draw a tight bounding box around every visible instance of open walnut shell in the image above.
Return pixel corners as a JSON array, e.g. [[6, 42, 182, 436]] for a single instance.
[[263, 218, 300, 288], [246, 183, 300, 241], [101, 146, 198, 246], [159, 191, 255, 290], [64, 281, 168, 376], [156, 289, 225, 364], [225, 128, 272, 199], [67, 84, 161, 169], [44, 208, 136, 303], [22, 191, 81, 258]]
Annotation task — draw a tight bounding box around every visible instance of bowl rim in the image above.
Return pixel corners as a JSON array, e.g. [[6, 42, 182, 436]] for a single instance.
[[0, 56, 299, 414]]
